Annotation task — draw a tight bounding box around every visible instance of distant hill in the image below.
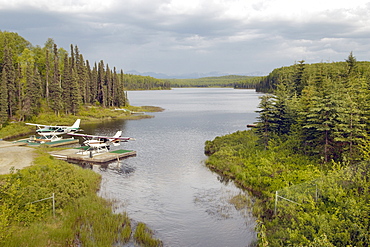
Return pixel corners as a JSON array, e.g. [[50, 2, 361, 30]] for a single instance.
[[166, 75, 261, 88], [125, 70, 267, 79]]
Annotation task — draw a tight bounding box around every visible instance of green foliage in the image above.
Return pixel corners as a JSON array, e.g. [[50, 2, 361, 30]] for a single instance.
[[0, 30, 169, 123], [168, 75, 260, 88], [134, 222, 163, 247], [0, 121, 34, 139], [123, 74, 170, 90], [205, 130, 370, 246], [65, 196, 132, 246], [0, 148, 138, 246], [205, 131, 319, 197], [254, 55, 370, 163], [0, 104, 155, 139]]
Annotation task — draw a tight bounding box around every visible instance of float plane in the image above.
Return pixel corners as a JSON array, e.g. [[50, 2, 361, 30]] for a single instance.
[[68, 131, 134, 152], [26, 119, 81, 137]]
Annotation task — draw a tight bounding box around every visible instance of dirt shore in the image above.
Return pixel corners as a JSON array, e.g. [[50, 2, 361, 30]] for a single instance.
[[0, 141, 36, 175]]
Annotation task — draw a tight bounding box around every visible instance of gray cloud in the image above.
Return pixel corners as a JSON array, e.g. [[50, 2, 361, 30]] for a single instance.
[[1, 0, 370, 76]]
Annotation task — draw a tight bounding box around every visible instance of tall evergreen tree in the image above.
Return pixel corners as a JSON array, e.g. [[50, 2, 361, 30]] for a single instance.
[[0, 67, 8, 126], [90, 62, 98, 104], [23, 66, 42, 119], [70, 68, 80, 115], [45, 49, 50, 100], [293, 60, 306, 95], [345, 51, 357, 76], [97, 60, 105, 106], [255, 94, 276, 149], [49, 44, 62, 115], [2, 46, 16, 119], [61, 56, 72, 114]]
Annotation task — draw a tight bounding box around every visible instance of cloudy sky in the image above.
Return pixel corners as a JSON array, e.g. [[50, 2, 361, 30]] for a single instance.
[[1, 0, 370, 77]]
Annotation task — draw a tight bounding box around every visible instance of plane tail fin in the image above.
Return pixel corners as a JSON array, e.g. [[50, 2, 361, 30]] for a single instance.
[[71, 119, 81, 129], [113, 131, 122, 138]]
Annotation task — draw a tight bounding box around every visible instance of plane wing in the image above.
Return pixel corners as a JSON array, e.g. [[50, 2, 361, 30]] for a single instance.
[[25, 123, 49, 127], [68, 132, 134, 141], [25, 119, 80, 129]]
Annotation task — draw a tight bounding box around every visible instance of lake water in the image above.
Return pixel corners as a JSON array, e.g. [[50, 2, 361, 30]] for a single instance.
[[81, 88, 261, 247]]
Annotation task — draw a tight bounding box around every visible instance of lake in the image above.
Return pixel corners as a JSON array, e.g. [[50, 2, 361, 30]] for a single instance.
[[81, 88, 262, 247]]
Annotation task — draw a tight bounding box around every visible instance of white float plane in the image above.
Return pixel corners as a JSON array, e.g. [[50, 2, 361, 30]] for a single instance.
[[68, 131, 134, 152], [26, 119, 81, 136]]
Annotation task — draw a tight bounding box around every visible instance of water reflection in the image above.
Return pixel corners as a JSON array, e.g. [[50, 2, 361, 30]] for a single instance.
[[81, 88, 260, 247]]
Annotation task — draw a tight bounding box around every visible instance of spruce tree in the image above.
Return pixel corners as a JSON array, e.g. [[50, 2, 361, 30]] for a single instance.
[[97, 60, 105, 106], [61, 56, 72, 114], [255, 94, 276, 149], [49, 44, 63, 115], [70, 69, 80, 115], [2, 46, 16, 119], [0, 67, 8, 126], [345, 51, 357, 76]]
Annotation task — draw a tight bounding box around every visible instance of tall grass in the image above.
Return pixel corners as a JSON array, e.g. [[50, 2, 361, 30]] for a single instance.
[[0, 147, 133, 246], [134, 222, 163, 247]]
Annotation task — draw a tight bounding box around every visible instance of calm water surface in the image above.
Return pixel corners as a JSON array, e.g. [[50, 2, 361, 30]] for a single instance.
[[82, 88, 261, 247]]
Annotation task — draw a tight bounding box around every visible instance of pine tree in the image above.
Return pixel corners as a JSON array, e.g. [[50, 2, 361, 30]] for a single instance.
[[302, 77, 341, 162], [2, 46, 16, 119], [345, 51, 357, 76], [49, 44, 63, 115], [255, 94, 276, 148], [0, 67, 8, 126], [103, 64, 113, 107], [45, 49, 50, 100], [70, 69, 80, 115], [21, 66, 32, 119], [90, 62, 98, 104], [23, 66, 42, 119], [293, 60, 306, 95], [97, 60, 105, 106], [334, 77, 368, 161]]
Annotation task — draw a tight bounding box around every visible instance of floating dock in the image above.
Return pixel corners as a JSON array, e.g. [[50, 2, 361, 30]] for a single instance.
[[13, 138, 79, 147], [48, 148, 136, 163]]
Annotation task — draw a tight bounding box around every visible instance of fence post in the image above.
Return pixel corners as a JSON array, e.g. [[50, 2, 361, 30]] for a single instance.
[[274, 191, 278, 215], [52, 193, 55, 217]]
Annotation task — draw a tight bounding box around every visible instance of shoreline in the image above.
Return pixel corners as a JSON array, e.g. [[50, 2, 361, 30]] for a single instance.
[[0, 141, 37, 175]]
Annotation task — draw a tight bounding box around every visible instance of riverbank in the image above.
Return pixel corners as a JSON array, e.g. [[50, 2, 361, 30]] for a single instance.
[[0, 141, 37, 175], [0, 106, 159, 174], [0, 105, 164, 140], [204, 130, 370, 246], [0, 133, 163, 246]]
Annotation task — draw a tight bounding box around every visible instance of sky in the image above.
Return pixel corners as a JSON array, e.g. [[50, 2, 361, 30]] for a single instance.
[[1, 0, 370, 77]]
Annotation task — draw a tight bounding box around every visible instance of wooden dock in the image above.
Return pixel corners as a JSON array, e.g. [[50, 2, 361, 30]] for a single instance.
[[48, 148, 136, 163]]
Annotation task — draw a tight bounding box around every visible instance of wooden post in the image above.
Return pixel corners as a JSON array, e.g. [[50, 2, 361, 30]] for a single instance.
[[52, 193, 55, 218], [274, 191, 278, 215]]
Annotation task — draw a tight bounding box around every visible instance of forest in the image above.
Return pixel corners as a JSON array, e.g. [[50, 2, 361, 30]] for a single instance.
[[0, 31, 170, 127], [205, 53, 370, 246], [168, 75, 260, 88]]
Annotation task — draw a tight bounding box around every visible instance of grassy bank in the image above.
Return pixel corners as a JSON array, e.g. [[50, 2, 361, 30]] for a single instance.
[[0, 147, 162, 246], [0, 105, 163, 140], [204, 130, 370, 246]]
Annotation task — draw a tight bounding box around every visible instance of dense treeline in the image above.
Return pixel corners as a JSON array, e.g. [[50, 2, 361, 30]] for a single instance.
[[168, 75, 260, 88], [123, 73, 171, 90], [255, 53, 370, 163], [205, 53, 370, 246], [0, 31, 170, 126]]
